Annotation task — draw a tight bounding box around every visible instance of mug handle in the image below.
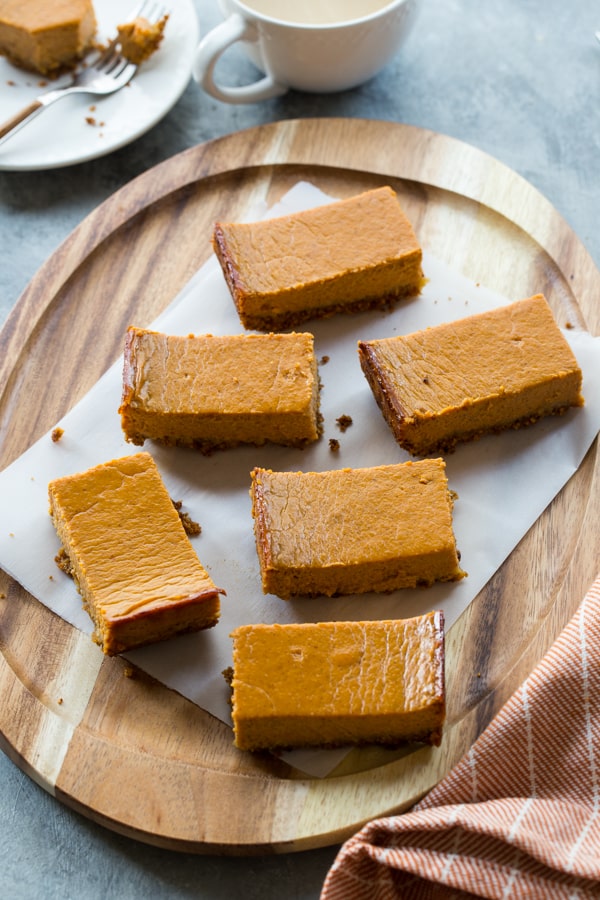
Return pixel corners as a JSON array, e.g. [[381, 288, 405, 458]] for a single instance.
[[193, 13, 288, 103]]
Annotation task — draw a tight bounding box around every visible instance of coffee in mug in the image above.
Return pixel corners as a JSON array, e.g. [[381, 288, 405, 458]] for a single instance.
[[239, 0, 394, 25], [193, 0, 419, 103]]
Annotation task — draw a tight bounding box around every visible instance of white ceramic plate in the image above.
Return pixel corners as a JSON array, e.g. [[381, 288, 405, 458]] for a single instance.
[[0, 0, 198, 171]]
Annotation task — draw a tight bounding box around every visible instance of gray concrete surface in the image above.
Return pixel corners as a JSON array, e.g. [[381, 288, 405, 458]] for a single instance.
[[1, 0, 599, 897]]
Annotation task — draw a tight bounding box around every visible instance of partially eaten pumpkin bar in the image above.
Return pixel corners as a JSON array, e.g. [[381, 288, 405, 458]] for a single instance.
[[358, 293, 584, 456], [212, 186, 424, 331], [228, 612, 446, 751], [119, 328, 321, 452], [48, 452, 223, 656], [0, 0, 97, 76], [250, 458, 465, 600]]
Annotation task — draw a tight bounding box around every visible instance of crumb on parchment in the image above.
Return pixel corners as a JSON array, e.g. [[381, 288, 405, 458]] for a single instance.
[[55, 547, 74, 577], [172, 500, 201, 536]]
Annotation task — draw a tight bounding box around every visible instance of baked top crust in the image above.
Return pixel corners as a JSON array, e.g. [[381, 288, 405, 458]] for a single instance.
[[229, 612, 446, 751], [0, 0, 93, 29]]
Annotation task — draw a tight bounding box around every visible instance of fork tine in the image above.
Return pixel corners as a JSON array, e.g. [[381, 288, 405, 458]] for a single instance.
[[128, 0, 152, 19], [103, 54, 132, 78], [90, 37, 120, 71], [130, 0, 164, 22]]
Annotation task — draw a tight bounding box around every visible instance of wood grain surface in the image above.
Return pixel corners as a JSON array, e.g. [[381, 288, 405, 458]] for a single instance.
[[0, 118, 598, 854]]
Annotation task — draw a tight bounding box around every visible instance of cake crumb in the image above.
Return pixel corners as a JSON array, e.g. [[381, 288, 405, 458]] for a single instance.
[[51, 427, 64, 443], [328, 438, 340, 452], [123, 666, 135, 678], [222, 667, 234, 707], [172, 500, 201, 536], [0, 592, 6, 599], [85, 116, 96, 126], [319, 355, 330, 365], [565, 321, 574, 329], [117, 14, 169, 65], [57, 697, 63, 705], [55, 547, 74, 577], [336, 414, 353, 432], [7, 79, 16, 86]]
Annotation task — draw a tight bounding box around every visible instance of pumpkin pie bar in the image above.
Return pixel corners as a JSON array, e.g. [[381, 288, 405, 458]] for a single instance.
[[120, 328, 321, 452], [212, 186, 424, 331], [250, 459, 465, 599], [48, 452, 223, 656], [0, 0, 96, 76], [228, 612, 446, 751], [358, 294, 584, 456]]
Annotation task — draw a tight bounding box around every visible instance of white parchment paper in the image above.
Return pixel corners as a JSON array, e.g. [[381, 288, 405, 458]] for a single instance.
[[1, 182, 599, 776]]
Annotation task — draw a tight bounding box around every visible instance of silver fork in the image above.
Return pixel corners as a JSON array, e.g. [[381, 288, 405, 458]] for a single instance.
[[0, 0, 167, 148]]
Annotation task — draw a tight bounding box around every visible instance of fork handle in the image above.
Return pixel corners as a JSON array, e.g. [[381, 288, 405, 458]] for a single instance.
[[0, 100, 44, 146]]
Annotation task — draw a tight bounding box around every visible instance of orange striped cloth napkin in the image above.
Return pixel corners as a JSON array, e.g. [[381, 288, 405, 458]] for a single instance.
[[321, 574, 600, 899]]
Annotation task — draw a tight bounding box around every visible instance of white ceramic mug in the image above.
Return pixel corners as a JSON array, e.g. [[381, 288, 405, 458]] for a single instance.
[[193, 0, 420, 103]]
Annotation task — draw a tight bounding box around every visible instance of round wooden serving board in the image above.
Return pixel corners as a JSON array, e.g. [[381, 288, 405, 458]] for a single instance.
[[0, 119, 599, 854]]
